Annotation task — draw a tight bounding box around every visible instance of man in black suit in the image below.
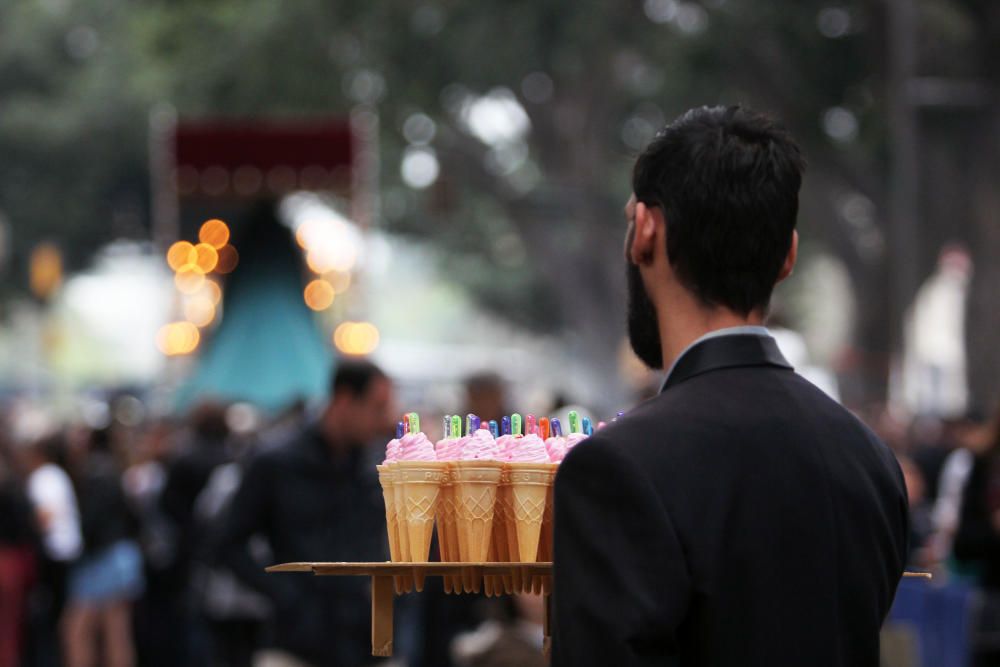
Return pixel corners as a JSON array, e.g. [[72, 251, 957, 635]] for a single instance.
[[551, 106, 908, 666]]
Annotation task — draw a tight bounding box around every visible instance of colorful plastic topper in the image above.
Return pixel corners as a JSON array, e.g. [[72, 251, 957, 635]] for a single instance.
[[408, 412, 421, 434], [539, 417, 550, 440], [582, 417, 593, 436], [511, 413, 523, 436], [551, 417, 563, 437], [489, 420, 499, 438], [466, 413, 481, 435], [501, 416, 511, 436], [526, 414, 537, 436], [442, 414, 451, 438], [568, 410, 581, 434], [395, 421, 404, 439], [403, 414, 411, 434], [451, 415, 462, 440]]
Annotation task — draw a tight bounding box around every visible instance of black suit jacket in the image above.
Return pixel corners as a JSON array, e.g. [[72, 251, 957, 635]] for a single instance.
[[552, 334, 908, 666]]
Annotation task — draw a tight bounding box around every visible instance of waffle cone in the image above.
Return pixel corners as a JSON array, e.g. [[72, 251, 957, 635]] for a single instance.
[[451, 460, 503, 563], [435, 465, 462, 592], [508, 462, 556, 563], [376, 466, 400, 562], [395, 461, 447, 563], [491, 468, 514, 593], [498, 473, 522, 589]]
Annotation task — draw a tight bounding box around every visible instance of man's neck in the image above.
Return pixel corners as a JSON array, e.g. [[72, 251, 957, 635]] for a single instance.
[[657, 302, 764, 372]]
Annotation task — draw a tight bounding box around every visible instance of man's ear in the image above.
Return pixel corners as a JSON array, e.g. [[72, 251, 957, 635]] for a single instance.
[[776, 230, 798, 283], [630, 202, 662, 266]]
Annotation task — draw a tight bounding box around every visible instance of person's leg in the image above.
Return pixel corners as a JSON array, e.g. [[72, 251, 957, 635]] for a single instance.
[[61, 603, 98, 667], [0, 548, 21, 667], [102, 599, 135, 667]]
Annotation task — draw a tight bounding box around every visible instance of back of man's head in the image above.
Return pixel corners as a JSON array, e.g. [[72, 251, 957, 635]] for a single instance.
[[633, 105, 805, 315], [331, 358, 387, 402]]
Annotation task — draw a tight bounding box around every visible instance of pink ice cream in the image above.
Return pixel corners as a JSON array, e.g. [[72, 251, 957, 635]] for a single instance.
[[495, 434, 517, 461], [435, 436, 464, 461], [459, 428, 502, 461], [507, 433, 550, 463], [397, 432, 437, 461], [565, 432, 589, 453], [545, 436, 568, 463], [383, 438, 402, 464]]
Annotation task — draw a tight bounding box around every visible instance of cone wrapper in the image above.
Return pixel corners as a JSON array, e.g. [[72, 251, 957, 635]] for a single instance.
[[395, 461, 447, 563], [435, 465, 462, 592], [508, 463, 557, 563], [452, 460, 503, 564]]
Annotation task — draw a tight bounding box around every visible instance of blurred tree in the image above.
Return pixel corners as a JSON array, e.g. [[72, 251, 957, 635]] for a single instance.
[[0, 0, 996, 405]]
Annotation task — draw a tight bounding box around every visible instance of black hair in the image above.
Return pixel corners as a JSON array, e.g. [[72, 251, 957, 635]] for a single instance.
[[632, 105, 806, 315], [331, 358, 387, 399]]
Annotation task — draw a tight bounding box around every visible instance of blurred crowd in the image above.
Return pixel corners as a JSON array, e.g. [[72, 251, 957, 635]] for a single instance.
[[0, 362, 552, 667], [2, 359, 999, 667]]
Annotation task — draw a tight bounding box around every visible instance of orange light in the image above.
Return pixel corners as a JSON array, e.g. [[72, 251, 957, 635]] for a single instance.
[[29, 243, 63, 299], [175, 267, 206, 294], [184, 295, 216, 327], [198, 219, 230, 249], [303, 279, 335, 311], [215, 245, 239, 274], [167, 241, 197, 271], [155, 321, 200, 356], [333, 321, 380, 356], [193, 243, 219, 273]]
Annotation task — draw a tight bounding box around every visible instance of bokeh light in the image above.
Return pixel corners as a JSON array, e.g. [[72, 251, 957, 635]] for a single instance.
[[29, 243, 63, 299], [175, 267, 206, 294], [193, 243, 219, 273], [328, 270, 352, 293], [201, 279, 223, 305], [333, 321, 380, 356], [166, 241, 197, 271], [303, 279, 335, 311], [155, 321, 200, 356], [183, 294, 216, 327], [198, 219, 230, 249], [215, 245, 239, 274]]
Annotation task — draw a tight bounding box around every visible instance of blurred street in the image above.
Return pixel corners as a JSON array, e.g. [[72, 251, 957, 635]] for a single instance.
[[1, 1, 998, 666]]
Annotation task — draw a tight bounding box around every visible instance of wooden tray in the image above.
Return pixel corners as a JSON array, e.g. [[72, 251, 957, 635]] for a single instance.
[[266, 561, 554, 657], [266, 562, 931, 658]]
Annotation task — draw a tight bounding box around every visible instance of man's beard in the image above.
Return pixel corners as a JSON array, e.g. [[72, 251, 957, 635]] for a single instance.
[[626, 262, 664, 369]]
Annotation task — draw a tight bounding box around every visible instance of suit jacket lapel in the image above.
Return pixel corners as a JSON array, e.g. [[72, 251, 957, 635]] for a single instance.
[[661, 335, 792, 393]]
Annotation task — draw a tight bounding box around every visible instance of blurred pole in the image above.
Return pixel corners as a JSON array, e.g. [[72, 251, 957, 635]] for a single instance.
[[885, 0, 920, 402], [149, 105, 179, 249], [350, 104, 380, 232]]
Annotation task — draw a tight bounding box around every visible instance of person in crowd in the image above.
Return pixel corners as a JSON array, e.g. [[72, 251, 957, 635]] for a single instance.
[[123, 419, 184, 667], [450, 594, 548, 667], [19, 432, 82, 667], [464, 372, 508, 425], [159, 402, 234, 663], [217, 359, 394, 667], [0, 432, 38, 667], [552, 106, 908, 666], [953, 401, 1000, 666], [929, 412, 992, 572], [62, 426, 144, 667]]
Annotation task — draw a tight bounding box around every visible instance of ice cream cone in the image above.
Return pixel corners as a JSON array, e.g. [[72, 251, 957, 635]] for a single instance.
[[452, 460, 503, 563], [435, 465, 462, 593], [532, 478, 555, 594], [395, 459, 446, 590], [508, 463, 556, 563], [491, 468, 514, 593], [498, 473, 523, 590], [377, 465, 410, 594]]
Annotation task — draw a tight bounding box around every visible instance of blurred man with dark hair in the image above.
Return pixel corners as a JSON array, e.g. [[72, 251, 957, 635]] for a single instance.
[[552, 106, 908, 666], [218, 359, 394, 667]]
